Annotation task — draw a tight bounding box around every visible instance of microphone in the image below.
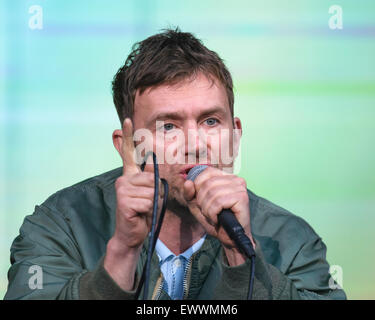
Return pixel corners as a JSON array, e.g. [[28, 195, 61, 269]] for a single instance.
[[187, 165, 256, 259]]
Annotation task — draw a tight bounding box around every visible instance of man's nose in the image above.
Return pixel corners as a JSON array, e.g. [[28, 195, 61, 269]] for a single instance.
[[183, 122, 208, 163]]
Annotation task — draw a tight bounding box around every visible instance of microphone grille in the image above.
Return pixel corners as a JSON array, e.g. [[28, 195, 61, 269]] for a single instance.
[[187, 165, 208, 182]]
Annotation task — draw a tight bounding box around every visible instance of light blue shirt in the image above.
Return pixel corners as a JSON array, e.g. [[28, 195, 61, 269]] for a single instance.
[[155, 235, 206, 300]]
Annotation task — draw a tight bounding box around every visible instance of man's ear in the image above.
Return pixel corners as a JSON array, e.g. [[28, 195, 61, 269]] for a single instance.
[[233, 117, 242, 160], [112, 129, 124, 159]]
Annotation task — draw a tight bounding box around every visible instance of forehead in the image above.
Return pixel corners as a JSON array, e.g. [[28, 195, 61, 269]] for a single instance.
[[133, 73, 230, 125]]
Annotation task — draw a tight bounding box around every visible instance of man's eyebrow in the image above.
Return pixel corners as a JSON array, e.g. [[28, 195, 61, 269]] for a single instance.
[[198, 106, 227, 119], [146, 111, 183, 127], [146, 106, 227, 127]]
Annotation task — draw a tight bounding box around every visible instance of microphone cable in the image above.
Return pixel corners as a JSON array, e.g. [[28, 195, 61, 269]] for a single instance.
[[248, 255, 255, 300], [134, 152, 168, 300]]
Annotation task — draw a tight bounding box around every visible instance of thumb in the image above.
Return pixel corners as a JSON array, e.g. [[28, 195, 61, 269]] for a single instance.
[[183, 180, 196, 201]]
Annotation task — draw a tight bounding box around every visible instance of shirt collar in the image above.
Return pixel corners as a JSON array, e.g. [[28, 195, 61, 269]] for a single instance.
[[155, 234, 207, 263]]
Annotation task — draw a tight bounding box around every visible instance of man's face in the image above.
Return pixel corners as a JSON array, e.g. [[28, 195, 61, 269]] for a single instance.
[[132, 73, 242, 207]]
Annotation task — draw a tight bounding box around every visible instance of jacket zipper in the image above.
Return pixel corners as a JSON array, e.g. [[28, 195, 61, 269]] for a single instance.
[[153, 252, 196, 300], [182, 254, 195, 299], [151, 274, 164, 300]]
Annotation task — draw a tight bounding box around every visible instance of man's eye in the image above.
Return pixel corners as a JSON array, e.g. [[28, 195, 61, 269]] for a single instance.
[[164, 123, 175, 131], [205, 118, 218, 126]]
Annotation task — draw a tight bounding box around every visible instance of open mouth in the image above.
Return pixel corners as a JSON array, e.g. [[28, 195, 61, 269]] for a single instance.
[[180, 166, 195, 179], [180, 164, 209, 179]]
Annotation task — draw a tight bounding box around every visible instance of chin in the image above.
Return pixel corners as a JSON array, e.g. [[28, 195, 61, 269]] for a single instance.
[[167, 188, 188, 207]]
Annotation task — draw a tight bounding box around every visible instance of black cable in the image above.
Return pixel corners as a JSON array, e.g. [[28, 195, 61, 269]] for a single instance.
[[134, 152, 168, 300], [142, 152, 159, 300], [134, 179, 168, 299], [247, 256, 255, 300]]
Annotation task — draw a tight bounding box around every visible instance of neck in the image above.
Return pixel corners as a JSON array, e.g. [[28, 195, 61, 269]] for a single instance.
[[158, 205, 206, 256]]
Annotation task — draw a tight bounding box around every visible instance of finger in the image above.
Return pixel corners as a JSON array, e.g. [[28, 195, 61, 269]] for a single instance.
[[142, 164, 164, 198], [201, 185, 245, 225], [194, 167, 228, 192], [183, 180, 196, 201], [126, 173, 165, 199], [158, 178, 165, 199], [127, 172, 154, 187], [122, 118, 140, 175], [128, 179, 164, 199], [124, 185, 155, 199], [129, 198, 154, 215], [196, 175, 245, 206]]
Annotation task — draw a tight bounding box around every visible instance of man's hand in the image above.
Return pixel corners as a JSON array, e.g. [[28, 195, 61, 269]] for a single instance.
[[104, 118, 161, 291], [183, 167, 255, 266]]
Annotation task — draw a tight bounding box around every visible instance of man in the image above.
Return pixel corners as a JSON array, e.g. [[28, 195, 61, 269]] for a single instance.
[[5, 29, 346, 300]]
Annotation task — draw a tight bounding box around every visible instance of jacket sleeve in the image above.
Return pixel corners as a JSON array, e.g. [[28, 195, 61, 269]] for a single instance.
[[213, 236, 347, 300], [4, 204, 136, 300], [78, 256, 139, 300]]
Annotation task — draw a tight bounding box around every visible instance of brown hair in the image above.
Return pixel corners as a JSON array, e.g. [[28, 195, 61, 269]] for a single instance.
[[112, 27, 234, 126]]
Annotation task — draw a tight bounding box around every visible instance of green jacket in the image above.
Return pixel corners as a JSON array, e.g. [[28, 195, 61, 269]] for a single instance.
[[4, 167, 346, 300]]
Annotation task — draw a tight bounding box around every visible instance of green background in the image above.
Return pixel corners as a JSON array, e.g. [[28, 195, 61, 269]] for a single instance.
[[1, 0, 374, 299]]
